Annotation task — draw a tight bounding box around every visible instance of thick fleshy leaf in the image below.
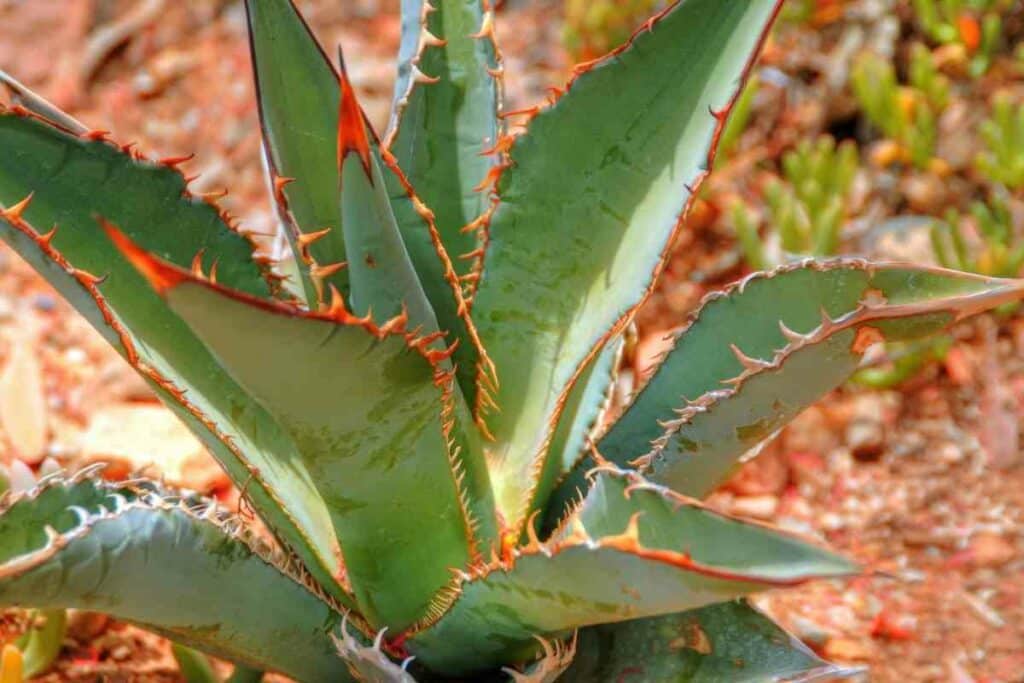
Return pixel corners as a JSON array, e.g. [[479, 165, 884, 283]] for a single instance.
[[409, 470, 854, 675], [244, 0, 492, 408], [110, 233, 496, 631], [0, 109, 349, 608], [524, 335, 622, 539], [387, 0, 502, 283], [245, 0, 347, 305], [597, 260, 1024, 497], [337, 56, 440, 335], [563, 600, 859, 682], [0, 70, 86, 133], [0, 111, 271, 297], [0, 474, 351, 682], [470, 0, 782, 526], [383, 151, 496, 427]]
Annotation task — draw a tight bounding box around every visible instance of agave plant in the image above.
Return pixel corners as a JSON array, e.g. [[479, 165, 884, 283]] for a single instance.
[[0, 0, 1022, 680]]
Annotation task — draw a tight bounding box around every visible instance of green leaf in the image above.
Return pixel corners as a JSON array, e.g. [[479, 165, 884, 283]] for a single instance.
[[112, 237, 495, 631], [597, 260, 1023, 497], [0, 108, 351, 608], [245, 0, 347, 306], [244, 0, 492, 408], [0, 69, 87, 133], [387, 0, 502, 283], [0, 111, 271, 297], [0, 476, 352, 682], [337, 55, 441, 336], [172, 644, 221, 683], [226, 667, 265, 683], [16, 609, 66, 678], [525, 334, 622, 538], [383, 150, 496, 429], [469, 0, 781, 526], [562, 600, 860, 682], [409, 470, 854, 675]]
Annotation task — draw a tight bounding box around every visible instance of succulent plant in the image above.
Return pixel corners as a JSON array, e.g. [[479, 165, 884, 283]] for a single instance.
[[852, 44, 949, 171], [932, 193, 1024, 279], [715, 73, 759, 167], [975, 92, 1024, 190], [173, 642, 265, 683], [912, 0, 1006, 76], [1, 0, 1023, 680], [733, 135, 859, 269]]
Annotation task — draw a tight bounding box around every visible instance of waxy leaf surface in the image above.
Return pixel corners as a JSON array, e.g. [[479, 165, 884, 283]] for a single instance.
[[598, 261, 1019, 497], [471, 0, 781, 525], [563, 600, 857, 682], [133, 261, 490, 631], [410, 471, 854, 675], [0, 111, 349, 608], [0, 477, 351, 682], [246, 0, 347, 304], [388, 0, 502, 282]]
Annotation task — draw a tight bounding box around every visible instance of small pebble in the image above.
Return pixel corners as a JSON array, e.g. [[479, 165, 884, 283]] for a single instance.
[[32, 294, 56, 312]]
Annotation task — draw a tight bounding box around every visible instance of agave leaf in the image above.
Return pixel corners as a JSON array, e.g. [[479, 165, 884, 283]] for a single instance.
[[524, 335, 623, 539], [245, 0, 355, 305], [595, 260, 1024, 498], [387, 0, 502, 284], [337, 53, 440, 334], [0, 70, 86, 133], [470, 0, 782, 527], [409, 470, 854, 675], [109, 231, 496, 631], [0, 111, 272, 297], [0, 112, 350, 608], [0, 475, 351, 682], [227, 667, 266, 683], [244, 0, 491, 406], [562, 600, 861, 682], [384, 149, 496, 422]]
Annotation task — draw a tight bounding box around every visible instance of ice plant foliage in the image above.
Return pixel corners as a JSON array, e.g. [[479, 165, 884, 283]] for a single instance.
[[0, 1, 1022, 680]]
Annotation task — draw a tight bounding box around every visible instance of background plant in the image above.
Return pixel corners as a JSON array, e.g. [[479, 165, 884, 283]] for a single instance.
[[912, 0, 1007, 76], [733, 135, 858, 268], [975, 92, 1024, 190], [852, 44, 950, 171], [562, 0, 666, 60], [932, 193, 1024, 278]]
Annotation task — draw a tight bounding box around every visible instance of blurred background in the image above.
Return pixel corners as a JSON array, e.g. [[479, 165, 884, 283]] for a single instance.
[[0, 0, 1023, 680]]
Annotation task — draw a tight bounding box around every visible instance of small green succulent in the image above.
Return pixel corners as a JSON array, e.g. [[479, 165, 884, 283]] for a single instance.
[[932, 193, 1024, 280], [733, 135, 859, 269], [852, 44, 950, 171], [912, 0, 1007, 76], [0, 1, 1022, 681], [975, 92, 1024, 190]]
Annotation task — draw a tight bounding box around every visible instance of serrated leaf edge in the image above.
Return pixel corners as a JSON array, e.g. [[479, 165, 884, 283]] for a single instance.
[[104, 223, 491, 570], [406, 464, 856, 639], [0, 102, 287, 299], [0, 467, 363, 632], [632, 259, 1023, 472], [0, 204, 359, 614], [494, 0, 786, 537]]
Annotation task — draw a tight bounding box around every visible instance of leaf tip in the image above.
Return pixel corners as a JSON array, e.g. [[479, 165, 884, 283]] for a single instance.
[[336, 46, 373, 177], [100, 218, 185, 295]]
